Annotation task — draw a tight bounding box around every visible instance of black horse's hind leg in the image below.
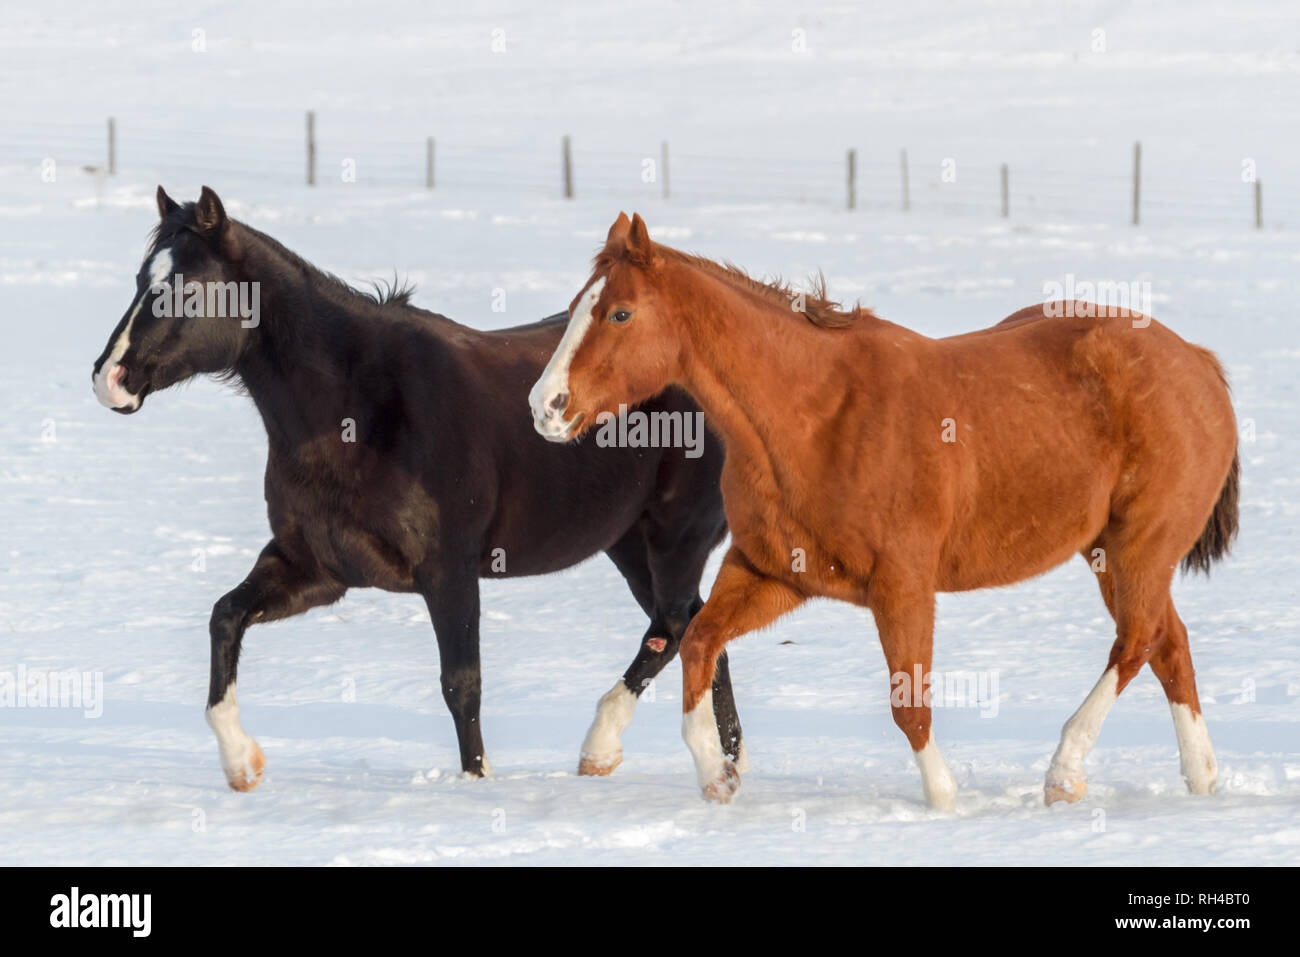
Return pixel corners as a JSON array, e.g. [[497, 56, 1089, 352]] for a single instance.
[[576, 533, 656, 775], [709, 648, 744, 765], [644, 516, 746, 768], [579, 527, 743, 775], [417, 554, 489, 777], [207, 539, 345, 791], [619, 602, 745, 768]]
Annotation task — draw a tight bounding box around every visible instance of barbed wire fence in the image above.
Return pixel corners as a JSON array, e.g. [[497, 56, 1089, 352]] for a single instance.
[[5, 114, 1294, 232]]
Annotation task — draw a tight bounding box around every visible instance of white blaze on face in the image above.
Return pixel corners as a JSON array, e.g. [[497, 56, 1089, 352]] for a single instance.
[[93, 247, 174, 411], [529, 275, 606, 440]]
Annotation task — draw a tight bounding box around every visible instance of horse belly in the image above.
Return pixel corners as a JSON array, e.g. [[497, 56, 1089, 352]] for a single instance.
[[481, 467, 648, 578], [481, 518, 629, 577], [307, 522, 418, 590], [937, 458, 1113, 592]]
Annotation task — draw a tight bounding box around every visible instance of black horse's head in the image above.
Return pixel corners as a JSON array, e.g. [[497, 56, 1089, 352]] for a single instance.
[[92, 186, 255, 413]]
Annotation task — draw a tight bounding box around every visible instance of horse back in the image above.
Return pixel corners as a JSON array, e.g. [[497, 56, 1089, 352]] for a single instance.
[[918, 304, 1235, 588]]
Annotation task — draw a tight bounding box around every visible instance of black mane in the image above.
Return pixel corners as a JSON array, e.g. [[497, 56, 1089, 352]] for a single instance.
[[149, 203, 417, 311]]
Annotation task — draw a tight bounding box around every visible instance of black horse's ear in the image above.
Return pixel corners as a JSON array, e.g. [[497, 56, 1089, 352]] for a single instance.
[[194, 186, 227, 235], [194, 186, 242, 259], [156, 185, 179, 220]]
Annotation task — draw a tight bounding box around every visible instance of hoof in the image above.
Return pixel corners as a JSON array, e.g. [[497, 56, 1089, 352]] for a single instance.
[[461, 756, 494, 780], [701, 762, 740, 804], [1044, 773, 1086, 805], [224, 742, 266, 793], [1182, 759, 1218, 796], [924, 787, 957, 812], [578, 750, 622, 777]]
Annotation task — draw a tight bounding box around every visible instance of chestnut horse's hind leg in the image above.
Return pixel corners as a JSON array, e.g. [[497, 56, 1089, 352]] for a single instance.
[[679, 549, 804, 803], [1046, 560, 1172, 805], [1081, 560, 1218, 796], [207, 539, 345, 791], [1149, 601, 1218, 794], [868, 569, 958, 811]]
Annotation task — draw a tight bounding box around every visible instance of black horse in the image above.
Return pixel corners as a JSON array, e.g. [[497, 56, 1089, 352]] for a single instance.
[[91, 186, 742, 791]]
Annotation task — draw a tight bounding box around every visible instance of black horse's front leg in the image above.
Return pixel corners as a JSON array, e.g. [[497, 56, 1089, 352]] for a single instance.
[[207, 539, 344, 791], [418, 556, 488, 776], [581, 607, 746, 775]]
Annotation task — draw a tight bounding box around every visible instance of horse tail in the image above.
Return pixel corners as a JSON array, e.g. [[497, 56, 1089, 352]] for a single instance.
[[1182, 450, 1239, 575]]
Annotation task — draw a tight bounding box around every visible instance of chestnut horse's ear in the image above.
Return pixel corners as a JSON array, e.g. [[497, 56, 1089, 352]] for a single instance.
[[626, 213, 653, 263], [156, 185, 179, 220], [606, 212, 632, 245], [194, 186, 242, 260]]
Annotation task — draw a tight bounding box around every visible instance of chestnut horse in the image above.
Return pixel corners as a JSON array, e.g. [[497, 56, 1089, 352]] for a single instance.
[[530, 213, 1239, 808]]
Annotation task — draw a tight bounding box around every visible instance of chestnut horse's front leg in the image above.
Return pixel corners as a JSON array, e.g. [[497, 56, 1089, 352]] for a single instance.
[[679, 548, 804, 803], [867, 566, 957, 811]]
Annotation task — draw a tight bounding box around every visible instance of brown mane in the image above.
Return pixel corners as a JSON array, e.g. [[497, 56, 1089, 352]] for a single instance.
[[597, 244, 875, 330]]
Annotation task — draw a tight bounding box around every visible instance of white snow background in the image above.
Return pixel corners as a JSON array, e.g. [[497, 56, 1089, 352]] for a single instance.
[[0, 1, 1297, 864]]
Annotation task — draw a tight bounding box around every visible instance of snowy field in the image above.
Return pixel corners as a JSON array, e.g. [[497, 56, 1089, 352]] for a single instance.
[[1, 1, 1298, 865]]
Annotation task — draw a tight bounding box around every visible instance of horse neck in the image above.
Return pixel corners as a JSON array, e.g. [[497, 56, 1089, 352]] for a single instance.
[[230, 233, 403, 449], [672, 264, 875, 480]]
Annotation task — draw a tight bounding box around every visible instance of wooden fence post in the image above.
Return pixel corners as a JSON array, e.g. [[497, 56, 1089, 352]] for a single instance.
[[661, 140, 670, 200], [900, 148, 910, 211], [306, 111, 316, 186], [847, 149, 856, 210], [562, 135, 573, 199], [1132, 141, 1141, 226], [1000, 163, 1009, 218], [426, 137, 435, 189], [107, 118, 116, 175], [1255, 179, 1262, 229]]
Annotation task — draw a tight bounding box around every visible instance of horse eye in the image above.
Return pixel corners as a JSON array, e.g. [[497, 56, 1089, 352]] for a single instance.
[[609, 309, 632, 324]]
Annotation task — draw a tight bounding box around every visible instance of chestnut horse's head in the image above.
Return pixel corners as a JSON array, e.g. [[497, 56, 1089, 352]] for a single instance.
[[530, 212, 683, 442]]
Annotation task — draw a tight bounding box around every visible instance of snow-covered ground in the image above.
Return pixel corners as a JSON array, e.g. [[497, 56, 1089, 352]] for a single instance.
[[1, 1, 1297, 865]]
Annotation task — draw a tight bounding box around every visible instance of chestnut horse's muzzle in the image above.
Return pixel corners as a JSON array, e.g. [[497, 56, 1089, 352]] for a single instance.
[[529, 367, 582, 441], [530, 399, 582, 442]]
